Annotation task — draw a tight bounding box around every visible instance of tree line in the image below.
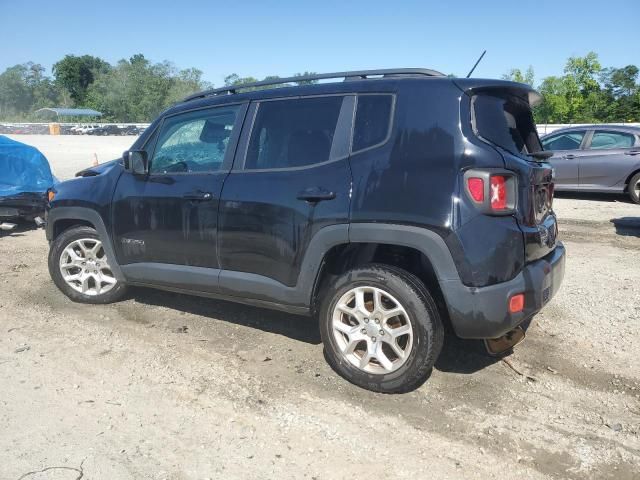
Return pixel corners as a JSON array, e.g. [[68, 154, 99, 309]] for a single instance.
[[504, 52, 640, 124], [0, 52, 638, 124]]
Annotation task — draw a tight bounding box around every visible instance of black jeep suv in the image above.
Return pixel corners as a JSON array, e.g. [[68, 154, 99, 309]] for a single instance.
[[45, 69, 565, 393]]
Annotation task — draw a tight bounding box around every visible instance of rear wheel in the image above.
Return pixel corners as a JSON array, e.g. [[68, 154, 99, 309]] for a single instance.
[[318, 264, 444, 393], [629, 172, 640, 204], [48, 226, 127, 304]]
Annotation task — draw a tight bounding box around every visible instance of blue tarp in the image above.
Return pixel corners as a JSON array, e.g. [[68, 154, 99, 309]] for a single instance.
[[0, 135, 55, 197]]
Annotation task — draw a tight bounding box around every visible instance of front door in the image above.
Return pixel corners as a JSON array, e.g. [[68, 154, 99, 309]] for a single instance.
[[217, 95, 354, 302], [112, 103, 246, 282]]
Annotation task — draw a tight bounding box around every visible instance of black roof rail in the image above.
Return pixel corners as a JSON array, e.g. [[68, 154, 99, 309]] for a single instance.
[[182, 68, 445, 102]]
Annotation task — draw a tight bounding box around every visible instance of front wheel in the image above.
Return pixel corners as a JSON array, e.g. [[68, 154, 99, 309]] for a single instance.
[[628, 172, 640, 204], [48, 226, 127, 304], [318, 264, 444, 393]]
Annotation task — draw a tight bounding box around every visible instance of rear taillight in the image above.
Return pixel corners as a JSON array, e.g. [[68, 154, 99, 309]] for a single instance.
[[489, 175, 507, 210], [467, 178, 484, 203], [464, 170, 517, 215]]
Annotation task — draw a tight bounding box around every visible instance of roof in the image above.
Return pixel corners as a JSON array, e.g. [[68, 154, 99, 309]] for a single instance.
[[35, 108, 102, 117], [166, 74, 453, 118], [182, 68, 446, 103]]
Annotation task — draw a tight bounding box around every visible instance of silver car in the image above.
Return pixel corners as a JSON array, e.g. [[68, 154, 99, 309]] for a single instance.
[[541, 125, 640, 203]]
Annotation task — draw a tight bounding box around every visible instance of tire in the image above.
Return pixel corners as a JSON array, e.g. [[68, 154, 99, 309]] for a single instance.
[[628, 172, 640, 204], [318, 264, 444, 393], [48, 226, 127, 304]]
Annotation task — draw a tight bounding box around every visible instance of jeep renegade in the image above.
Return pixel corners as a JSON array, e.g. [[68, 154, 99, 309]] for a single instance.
[[45, 69, 565, 393]]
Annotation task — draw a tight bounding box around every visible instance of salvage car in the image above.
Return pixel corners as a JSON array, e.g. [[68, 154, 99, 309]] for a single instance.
[[541, 125, 640, 203], [89, 125, 124, 136], [0, 135, 54, 226], [45, 69, 565, 393]]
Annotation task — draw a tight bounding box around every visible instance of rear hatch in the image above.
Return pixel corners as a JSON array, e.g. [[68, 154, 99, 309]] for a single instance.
[[457, 80, 557, 262]]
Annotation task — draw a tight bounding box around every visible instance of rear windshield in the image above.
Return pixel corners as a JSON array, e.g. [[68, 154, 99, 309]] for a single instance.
[[472, 94, 542, 157]]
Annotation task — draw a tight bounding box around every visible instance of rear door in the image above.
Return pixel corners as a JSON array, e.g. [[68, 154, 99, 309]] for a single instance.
[[217, 95, 354, 298], [578, 129, 640, 188], [112, 103, 246, 281], [541, 130, 587, 188]]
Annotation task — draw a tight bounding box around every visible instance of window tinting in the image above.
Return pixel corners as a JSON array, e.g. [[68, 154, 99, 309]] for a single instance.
[[541, 131, 586, 151], [353, 95, 393, 152], [473, 94, 542, 157], [590, 131, 635, 150], [150, 105, 240, 174], [245, 96, 343, 170]]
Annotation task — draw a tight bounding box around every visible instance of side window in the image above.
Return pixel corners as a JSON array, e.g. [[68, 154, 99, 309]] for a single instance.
[[245, 96, 344, 170], [150, 105, 240, 174], [590, 131, 635, 150], [541, 131, 585, 151], [352, 94, 393, 152]]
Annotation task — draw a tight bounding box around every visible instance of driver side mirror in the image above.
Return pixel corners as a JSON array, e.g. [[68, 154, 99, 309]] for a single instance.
[[123, 150, 149, 175]]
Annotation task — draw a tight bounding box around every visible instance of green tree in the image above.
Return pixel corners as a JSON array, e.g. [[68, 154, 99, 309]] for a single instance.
[[293, 71, 319, 85], [532, 52, 627, 123], [564, 52, 601, 93], [165, 68, 212, 104], [600, 65, 640, 121], [535, 76, 570, 123], [224, 73, 259, 87], [502, 66, 535, 86], [0, 62, 59, 120], [52, 55, 110, 105], [85, 55, 211, 122]]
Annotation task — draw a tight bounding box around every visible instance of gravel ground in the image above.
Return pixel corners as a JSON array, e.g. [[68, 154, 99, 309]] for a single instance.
[[0, 137, 639, 479]]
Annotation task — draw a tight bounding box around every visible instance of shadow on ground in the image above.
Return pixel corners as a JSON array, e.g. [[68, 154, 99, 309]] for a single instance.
[[611, 217, 640, 237], [435, 334, 499, 374], [131, 286, 322, 345], [131, 286, 500, 375]]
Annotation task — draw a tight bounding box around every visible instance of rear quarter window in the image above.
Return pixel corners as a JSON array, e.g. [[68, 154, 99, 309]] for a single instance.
[[590, 131, 636, 149], [352, 94, 394, 152]]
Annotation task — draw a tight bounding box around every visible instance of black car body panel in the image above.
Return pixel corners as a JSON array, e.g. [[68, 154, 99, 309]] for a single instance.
[[46, 72, 565, 339]]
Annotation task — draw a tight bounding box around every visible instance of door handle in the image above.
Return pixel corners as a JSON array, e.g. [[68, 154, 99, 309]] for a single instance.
[[297, 188, 336, 203], [183, 191, 213, 201], [564, 154, 576, 159], [625, 150, 640, 156]]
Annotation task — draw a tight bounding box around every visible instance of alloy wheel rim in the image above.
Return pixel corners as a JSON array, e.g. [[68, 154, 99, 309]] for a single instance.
[[59, 238, 117, 296], [332, 286, 413, 374]]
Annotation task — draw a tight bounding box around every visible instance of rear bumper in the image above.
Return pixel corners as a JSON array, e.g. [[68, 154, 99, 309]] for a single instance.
[[442, 242, 566, 339]]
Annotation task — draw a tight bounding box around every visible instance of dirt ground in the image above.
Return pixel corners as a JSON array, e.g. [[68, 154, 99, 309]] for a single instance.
[[1, 137, 639, 479]]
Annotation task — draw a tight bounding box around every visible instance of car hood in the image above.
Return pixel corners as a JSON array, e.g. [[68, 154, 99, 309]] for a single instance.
[[75, 158, 121, 177]]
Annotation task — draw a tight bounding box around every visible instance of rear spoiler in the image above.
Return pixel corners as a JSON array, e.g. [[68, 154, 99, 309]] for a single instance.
[[452, 78, 542, 107]]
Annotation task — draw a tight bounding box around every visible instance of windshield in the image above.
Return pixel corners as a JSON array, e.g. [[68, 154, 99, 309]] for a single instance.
[[472, 94, 542, 157]]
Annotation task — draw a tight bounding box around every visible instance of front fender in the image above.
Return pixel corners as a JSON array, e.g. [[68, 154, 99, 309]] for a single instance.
[[46, 206, 124, 281]]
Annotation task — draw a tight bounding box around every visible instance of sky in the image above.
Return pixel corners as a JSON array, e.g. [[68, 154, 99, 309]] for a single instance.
[[1, 0, 639, 87]]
